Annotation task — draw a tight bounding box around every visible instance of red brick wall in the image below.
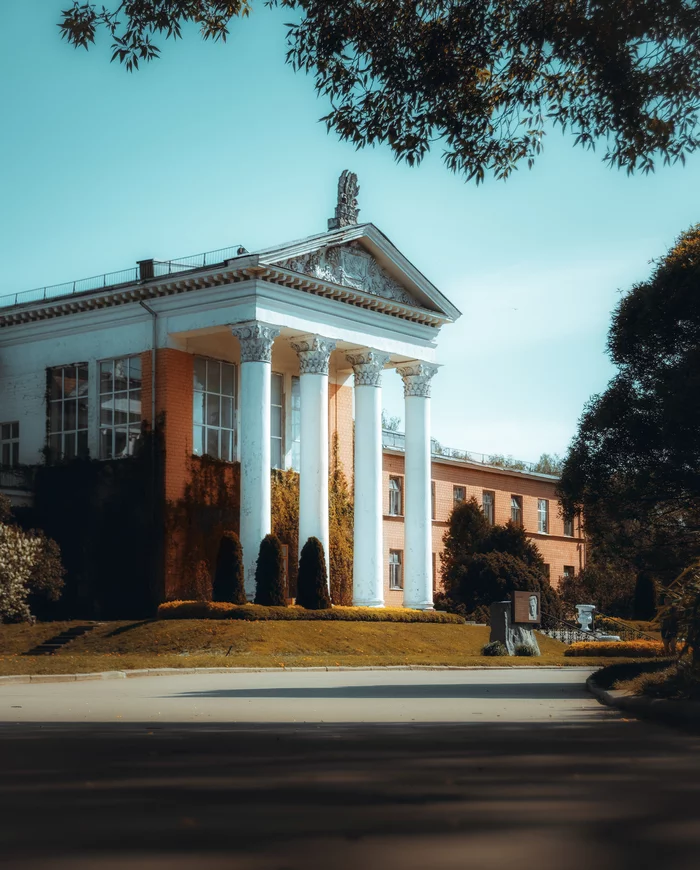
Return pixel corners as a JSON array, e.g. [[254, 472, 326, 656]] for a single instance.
[[329, 381, 354, 484], [381, 451, 585, 605]]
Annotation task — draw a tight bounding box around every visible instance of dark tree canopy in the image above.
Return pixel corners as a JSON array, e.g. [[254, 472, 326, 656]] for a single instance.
[[559, 225, 700, 585], [59, 1, 700, 181], [438, 498, 561, 619]]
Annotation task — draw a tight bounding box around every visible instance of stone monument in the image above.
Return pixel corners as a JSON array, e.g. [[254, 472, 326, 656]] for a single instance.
[[328, 170, 360, 230], [490, 599, 541, 656]]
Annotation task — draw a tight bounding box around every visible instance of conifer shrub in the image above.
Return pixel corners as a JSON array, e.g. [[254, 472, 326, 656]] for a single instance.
[[212, 531, 246, 605], [296, 537, 331, 610], [254, 534, 287, 607]]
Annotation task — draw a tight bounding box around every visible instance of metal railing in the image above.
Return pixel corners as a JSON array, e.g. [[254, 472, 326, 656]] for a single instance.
[[0, 245, 245, 310], [381, 429, 555, 476], [0, 466, 36, 492], [538, 612, 594, 645]]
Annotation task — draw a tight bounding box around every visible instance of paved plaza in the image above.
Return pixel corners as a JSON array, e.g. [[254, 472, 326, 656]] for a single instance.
[[1, 668, 699, 869]]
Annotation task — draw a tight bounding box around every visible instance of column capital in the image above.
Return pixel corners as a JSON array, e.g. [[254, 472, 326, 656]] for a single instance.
[[396, 362, 439, 398], [346, 349, 391, 387], [231, 321, 280, 363], [290, 334, 336, 375]]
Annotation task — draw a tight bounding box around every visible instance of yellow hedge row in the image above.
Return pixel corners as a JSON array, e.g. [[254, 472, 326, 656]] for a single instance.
[[157, 601, 465, 624], [564, 640, 666, 658]]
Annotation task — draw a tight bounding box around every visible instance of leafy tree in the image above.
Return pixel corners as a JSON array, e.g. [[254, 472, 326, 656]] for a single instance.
[[381, 410, 401, 432], [559, 225, 700, 590], [296, 536, 331, 610], [329, 434, 353, 606], [271, 468, 299, 594], [438, 497, 561, 620], [254, 534, 287, 606], [212, 530, 246, 604], [58, 1, 700, 181], [559, 554, 636, 618], [532, 453, 564, 475]]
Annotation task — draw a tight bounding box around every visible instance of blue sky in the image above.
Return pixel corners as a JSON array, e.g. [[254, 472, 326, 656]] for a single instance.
[[2, 1, 699, 461]]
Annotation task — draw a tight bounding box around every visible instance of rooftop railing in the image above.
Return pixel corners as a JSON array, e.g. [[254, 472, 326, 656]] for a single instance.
[[0, 245, 244, 310], [381, 429, 558, 477]]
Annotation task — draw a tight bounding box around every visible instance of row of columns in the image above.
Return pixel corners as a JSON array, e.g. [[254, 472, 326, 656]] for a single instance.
[[230, 320, 438, 609]]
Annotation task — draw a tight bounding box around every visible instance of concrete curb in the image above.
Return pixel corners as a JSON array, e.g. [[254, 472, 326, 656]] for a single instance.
[[586, 675, 700, 728], [0, 664, 595, 685]]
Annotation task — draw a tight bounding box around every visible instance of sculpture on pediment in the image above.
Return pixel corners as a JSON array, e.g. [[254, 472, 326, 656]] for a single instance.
[[278, 242, 416, 307], [328, 170, 360, 230]]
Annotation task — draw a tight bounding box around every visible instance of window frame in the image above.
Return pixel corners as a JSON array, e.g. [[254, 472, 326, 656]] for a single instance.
[[537, 498, 549, 533], [290, 374, 301, 472], [98, 355, 143, 460], [431, 480, 436, 520], [193, 356, 237, 462], [47, 363, 89, 462], [563, 565, 575, 580], [389, 549, 403, 590], [564, 516, 574, 537], [270, 371, 284, 470], [0, 422, 19, 467], [482, 490, 495, 525], [453, 485, 466, 506], [388, 476, 403, 516], [511, 494, 523, 527]]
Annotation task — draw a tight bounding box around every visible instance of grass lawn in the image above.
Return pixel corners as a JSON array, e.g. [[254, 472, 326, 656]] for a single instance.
[[0, 619, 663, 675]]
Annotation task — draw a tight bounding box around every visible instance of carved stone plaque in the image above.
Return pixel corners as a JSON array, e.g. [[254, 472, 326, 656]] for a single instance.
[[512, 591, 541, 625]]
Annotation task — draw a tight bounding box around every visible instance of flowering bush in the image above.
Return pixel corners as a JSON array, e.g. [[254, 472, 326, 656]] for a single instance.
[[564, 640, 666, 658], [0, 495, 65, 623]]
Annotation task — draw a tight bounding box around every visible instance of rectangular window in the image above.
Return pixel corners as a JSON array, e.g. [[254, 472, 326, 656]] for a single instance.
[[431, 480, 436, 520], [48, 364, 89, 461], [453, 485, 466, 506], [544, 563, 551, 581], [511, 495, 523, 527], [563, 565, 575, 580], [564, 516, 574, 537], [291, 375, 300, 471], [389, 476, 403, 516], [271, 372, 284, 470], [389, 550, 403, 590], [193, 357, 236, 461], [537, 498, 549, 533], [482, 490, 495, 525], [99, 356, 143, 459], [0, 422, 19, 467]]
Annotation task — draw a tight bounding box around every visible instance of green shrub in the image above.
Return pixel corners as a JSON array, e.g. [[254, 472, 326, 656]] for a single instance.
[[157, 601, 466, 623], [296, 537, 331, 610], [254, 534, 287, 607], [212, 531, 246, 605], [514, 642, 537, 656], [482, 640, 508, 656]]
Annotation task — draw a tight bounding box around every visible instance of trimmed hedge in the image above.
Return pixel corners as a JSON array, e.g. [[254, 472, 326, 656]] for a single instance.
[[212, 531, 246, 605], [564, 640, 665, 658], [254, 534, 287, 607], [158, 601, 466, 623], [296, 537, 331, 610]]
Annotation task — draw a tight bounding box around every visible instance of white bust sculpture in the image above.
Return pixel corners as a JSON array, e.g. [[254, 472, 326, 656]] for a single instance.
[[528, 594, 538, 621]]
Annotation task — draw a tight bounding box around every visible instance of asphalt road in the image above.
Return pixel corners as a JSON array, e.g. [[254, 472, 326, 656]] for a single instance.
[[1, 668, 699, 870]]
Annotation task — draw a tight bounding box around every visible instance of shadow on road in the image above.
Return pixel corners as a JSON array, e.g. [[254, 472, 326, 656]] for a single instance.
[[1, 718, 699, 869], [166, 682, 588, 700]]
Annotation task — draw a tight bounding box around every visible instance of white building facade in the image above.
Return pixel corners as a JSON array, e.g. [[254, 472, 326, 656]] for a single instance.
[[0, 174, 461, 609]]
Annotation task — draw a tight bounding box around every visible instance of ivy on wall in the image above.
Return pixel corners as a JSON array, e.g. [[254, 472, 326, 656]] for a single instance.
[[271, 468, 299, 596], [165, 455, 240, 601], [329, 433, 354, 606]]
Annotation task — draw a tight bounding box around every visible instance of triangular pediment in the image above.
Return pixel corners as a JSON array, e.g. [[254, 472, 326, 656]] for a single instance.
[[273, 240, 420, 308], [256, 223, 461, 323]]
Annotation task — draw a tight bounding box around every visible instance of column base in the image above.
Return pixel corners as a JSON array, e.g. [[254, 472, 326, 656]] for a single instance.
[[352, 598, 385, 609], [404, 601, 435, 611]]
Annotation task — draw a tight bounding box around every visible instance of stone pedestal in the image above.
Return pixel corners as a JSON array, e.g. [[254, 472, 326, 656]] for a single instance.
[[489, 601, 541, 656]]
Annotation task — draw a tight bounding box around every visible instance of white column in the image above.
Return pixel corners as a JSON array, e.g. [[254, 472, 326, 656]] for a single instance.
[[346, 349, 390, 607], [397, 362, 439, 610], [290, 335, 336, 585], [231, 321, 280, 598]]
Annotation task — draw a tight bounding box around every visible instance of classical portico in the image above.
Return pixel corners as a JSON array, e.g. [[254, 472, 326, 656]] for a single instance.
[[207, 173, 459, 604]]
